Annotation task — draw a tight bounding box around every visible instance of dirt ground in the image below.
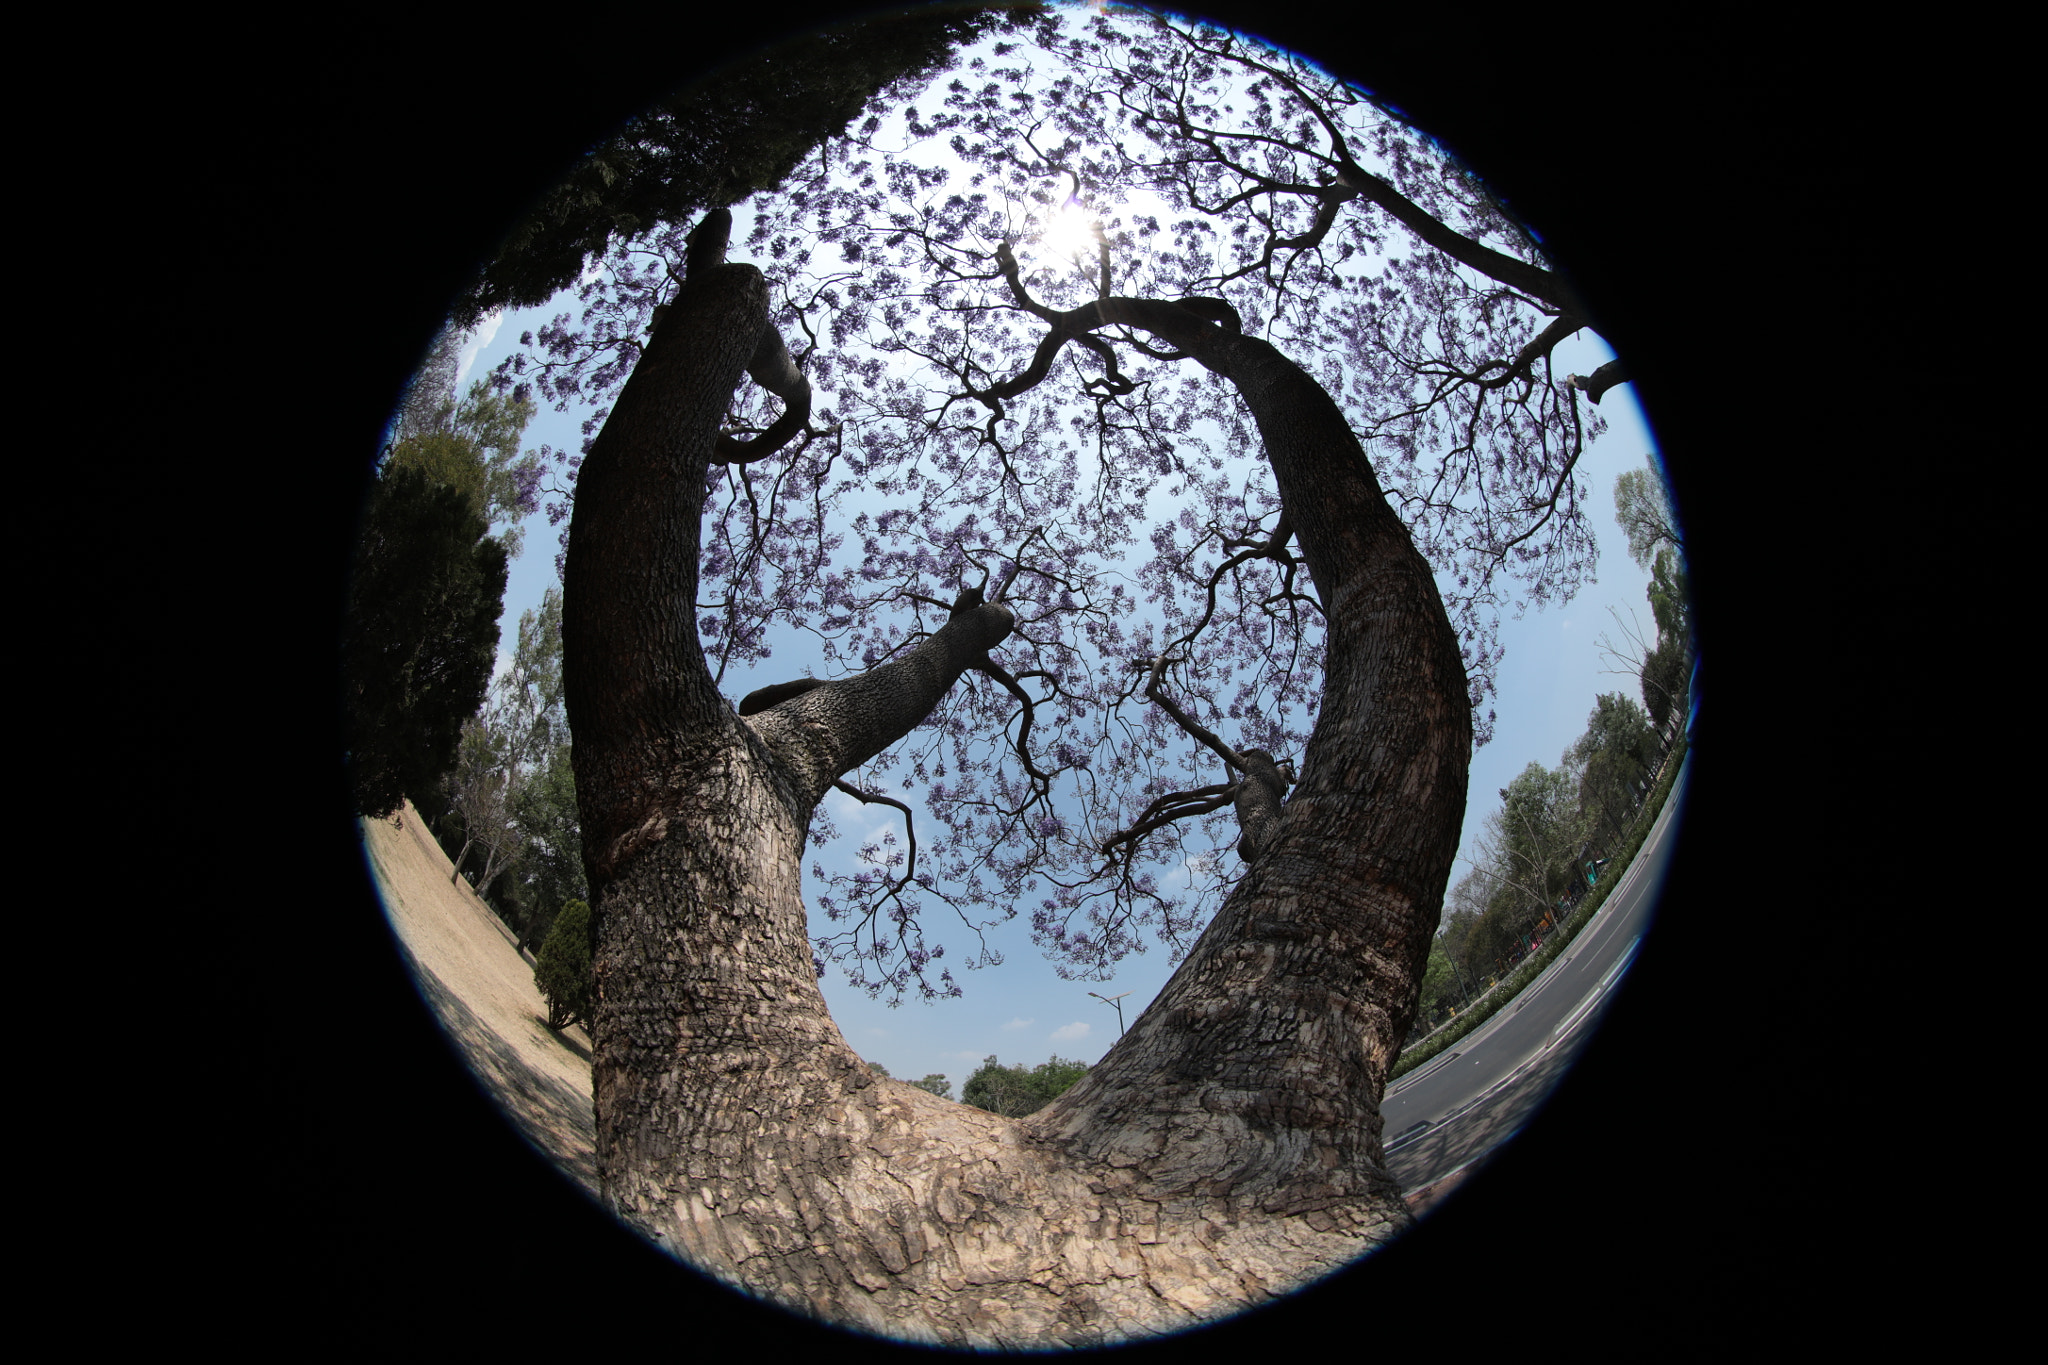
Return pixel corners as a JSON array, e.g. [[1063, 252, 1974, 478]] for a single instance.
[[358, 801, 598, 1197]]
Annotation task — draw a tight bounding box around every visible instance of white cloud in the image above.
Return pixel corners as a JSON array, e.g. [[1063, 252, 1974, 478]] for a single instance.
[[455, 311, 506, 389], [1050, 1021, 1092, 1043], [1001, 1017, 1035, 1031], [822, 785, 899, 842]]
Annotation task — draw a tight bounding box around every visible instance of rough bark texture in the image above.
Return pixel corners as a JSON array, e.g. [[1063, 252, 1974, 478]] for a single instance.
[[562, 225, 1471, 1347], [1232, 748, 1292, 862]]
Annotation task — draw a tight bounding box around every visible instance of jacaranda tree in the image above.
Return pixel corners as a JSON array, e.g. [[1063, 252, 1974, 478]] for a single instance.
[[474, 5, 1624, 1344]]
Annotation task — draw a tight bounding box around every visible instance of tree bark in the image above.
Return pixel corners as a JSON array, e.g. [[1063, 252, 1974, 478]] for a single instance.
[[562, 228, 1470, 1347]]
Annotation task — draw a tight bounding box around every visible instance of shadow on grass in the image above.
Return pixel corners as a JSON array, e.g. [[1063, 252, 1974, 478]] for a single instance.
[[398, 939, 600, 1199]]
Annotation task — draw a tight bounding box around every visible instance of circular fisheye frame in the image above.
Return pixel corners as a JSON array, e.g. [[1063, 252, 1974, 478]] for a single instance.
[[348, 3, 1687, 1348]]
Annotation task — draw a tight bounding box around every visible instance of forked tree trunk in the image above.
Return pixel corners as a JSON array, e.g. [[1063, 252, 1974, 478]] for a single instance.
[[562, 226, 1470, 1348]]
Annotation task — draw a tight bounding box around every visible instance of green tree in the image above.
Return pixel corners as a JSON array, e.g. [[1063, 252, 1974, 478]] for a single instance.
[[1606, 461, 1692, 737], [1415, 936, 1459, 1026], [436, 587, 579, 950], [1573, 693, 1660, 845], [488, 589, 580, 949], [445, 713, 519, 898], [384, 379, 542, 561], [534, 898, 595, 1030], [1613, 460, 1682, 571], [1647, 545, 1691, 645], [1439, 898, 1482, 985], [866, 1064, 954, 1101], [961, 1055, 1090, 1118], [449, 5, 1043, 329], [1460, 761, 1584, 975], [504, 743, 585, 953], [343, 468, 509, 818], [1641, 632, 1691, 734]]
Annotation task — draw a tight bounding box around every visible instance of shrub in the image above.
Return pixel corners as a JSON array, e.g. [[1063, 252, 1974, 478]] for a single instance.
[[534, 898, 594, 1030]]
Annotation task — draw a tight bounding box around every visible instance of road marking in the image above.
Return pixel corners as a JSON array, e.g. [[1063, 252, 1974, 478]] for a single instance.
[[1385, 1120, 1434, 1154], [1388, 1051, 1460, 1095], [1549, 935, 1641, 1044]]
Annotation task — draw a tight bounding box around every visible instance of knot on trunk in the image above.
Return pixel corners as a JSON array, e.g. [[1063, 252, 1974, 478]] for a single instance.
[[1233, 748, 1294, 863]]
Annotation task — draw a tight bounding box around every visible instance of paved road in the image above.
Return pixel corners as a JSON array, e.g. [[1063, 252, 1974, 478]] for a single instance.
[[1384, 753, 1690, 1198]]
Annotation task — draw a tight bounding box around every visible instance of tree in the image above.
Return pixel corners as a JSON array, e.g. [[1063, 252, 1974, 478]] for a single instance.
[[1647, 545, 1692, 651], [1612, 459, 1683, 572], [910, 1073, 953, 1100], [442, 588, 581, 950], [342, 467, 509, 818], [443, 713, 520, 899], [1640, 631, 1691, 735], [471, 8, 1640, 1344], [343, 354, 540, 823], [961, 1054, 1089, 1117], [564, 169, 1469, 1337], [504, 742, 586, 953], [533, 898, 594, 1030], [1600, 461, 1692, 741], [1459, 761, 1583, 974], [502, 9, 1620, 1003], [1415, 935, 1460, 1027], [1572, 693, 1659, 844], [383, 378, 544, 562]]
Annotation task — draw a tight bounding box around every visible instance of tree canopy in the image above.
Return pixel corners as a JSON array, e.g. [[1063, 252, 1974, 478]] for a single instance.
[[1437, 689, 1668, 993], [342, 468, 509, 819], [448, 4, 1043, 330], [960, 1053, 1090, 1117], [344, 342, 543, 821], [1600, 461, 1692, 734], [481, 6, 1620, 1003], [1613, 459, 1682, 572], [383, 377, 544, 561]]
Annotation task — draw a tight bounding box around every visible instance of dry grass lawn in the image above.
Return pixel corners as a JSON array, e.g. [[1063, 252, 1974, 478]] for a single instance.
[[359, 800, 598, 1198]]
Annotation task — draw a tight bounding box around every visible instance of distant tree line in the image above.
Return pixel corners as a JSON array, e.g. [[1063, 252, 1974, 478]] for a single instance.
[[1607, 458, 1692, 740], [857, 1056, 1090, 1116], [1414, 689, 1668, 1033], [960, 1056, 1090, 1118], [1413, 461, 1690, 1034], [345, 325, 589, 980]]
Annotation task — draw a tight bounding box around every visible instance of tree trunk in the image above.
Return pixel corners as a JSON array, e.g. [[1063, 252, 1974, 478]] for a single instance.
[[562, 234, 1470, 1347], [473, 843, 510, 900], [449, 836, 474, 886]]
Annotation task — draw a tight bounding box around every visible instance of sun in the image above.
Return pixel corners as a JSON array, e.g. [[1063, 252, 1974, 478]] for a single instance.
[[1041, 199, 1101, 262]]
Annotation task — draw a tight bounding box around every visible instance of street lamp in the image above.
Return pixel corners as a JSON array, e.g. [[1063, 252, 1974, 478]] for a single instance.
[[1088, 990, 1133, 1036]]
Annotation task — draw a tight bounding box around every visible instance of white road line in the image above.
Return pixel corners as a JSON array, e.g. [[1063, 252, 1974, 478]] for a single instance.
[[1548, 935, 1640, 1045]]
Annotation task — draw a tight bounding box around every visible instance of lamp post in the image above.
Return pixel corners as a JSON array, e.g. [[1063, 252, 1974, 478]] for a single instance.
[[1088, 990, 1132, 1037]]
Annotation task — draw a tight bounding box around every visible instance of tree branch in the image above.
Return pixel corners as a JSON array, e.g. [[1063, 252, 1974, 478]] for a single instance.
[[1567, 358, 1630, 404], [832, 778, 919, 904], [1098, 783, 1236, 858]]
